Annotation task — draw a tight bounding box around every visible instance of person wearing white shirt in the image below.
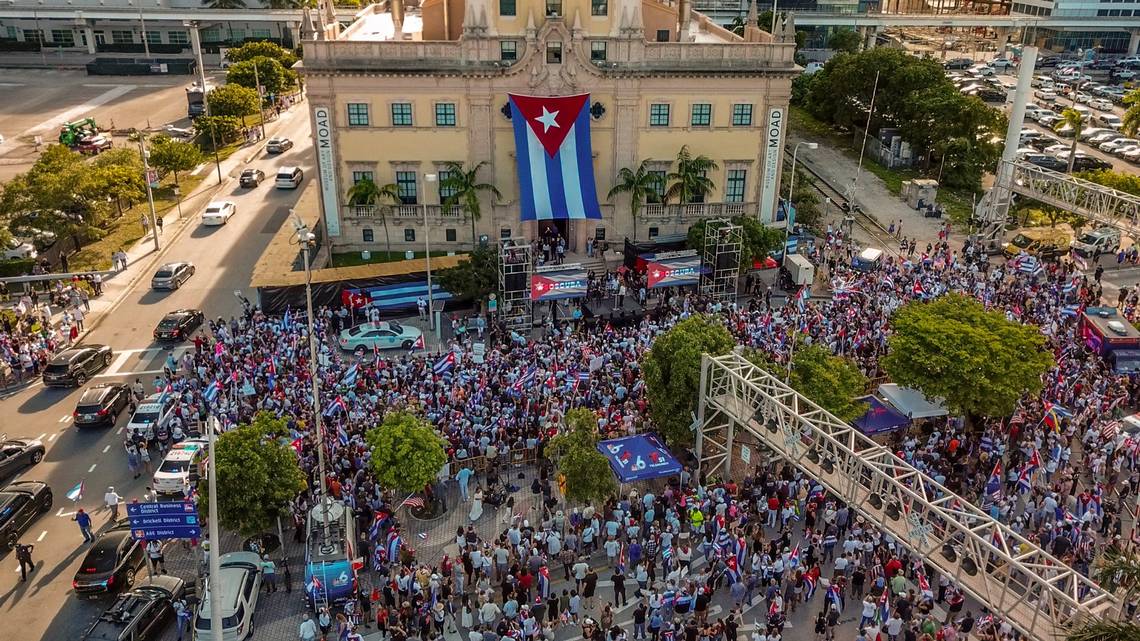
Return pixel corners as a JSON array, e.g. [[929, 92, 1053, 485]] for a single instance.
[[299, 613, 318, 641], [104, 487, 122, 520]]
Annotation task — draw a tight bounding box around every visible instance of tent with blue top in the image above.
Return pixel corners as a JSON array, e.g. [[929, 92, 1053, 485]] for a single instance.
[[852, 396, 911, 436], [597, 433, 682, 483]]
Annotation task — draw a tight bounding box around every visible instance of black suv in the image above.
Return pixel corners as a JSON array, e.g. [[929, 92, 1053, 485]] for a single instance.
[[81, 575, 187, 641], [0, 480, 53, 548], [1070, 155, 1112, 172], [74, 383, 132, 428], [42, 345, 114, 387], [239, 168, 265, 188], [153, 310, 204, 342]]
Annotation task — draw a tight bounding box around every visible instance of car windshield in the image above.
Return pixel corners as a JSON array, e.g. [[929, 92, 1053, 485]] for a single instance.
[[1078, 234, 1099, 244], [155, 269, 173, 278], [389, 321, 403, 333], [133, 410, 160, 424], [158, 318, 180, 329], [82, 544, 118, 572], [44, 363, 70, 374], [1010, 234, 1033, 247]]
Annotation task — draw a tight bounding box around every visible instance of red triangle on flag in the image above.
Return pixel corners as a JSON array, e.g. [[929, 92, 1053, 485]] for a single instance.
[[509, 93, 589, 158]]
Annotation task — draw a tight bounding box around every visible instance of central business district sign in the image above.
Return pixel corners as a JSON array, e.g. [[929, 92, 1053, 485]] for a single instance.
[[127, 501, 201, 540]]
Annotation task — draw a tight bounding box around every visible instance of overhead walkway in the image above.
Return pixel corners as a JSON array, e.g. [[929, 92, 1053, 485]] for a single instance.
[[695, 352, 1118, 641]]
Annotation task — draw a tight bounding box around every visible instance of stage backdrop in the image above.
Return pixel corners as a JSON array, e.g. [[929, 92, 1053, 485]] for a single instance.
[[646, 252, 705, 289], [597, 433, 682, 483], [531, 267, 588, 301]]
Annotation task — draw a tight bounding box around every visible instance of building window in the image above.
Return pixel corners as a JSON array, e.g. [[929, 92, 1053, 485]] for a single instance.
[[592, 0, 608, 15], [200, 28, 223, 43], [647, 170, 666, 203], [595, 227, 606, 241], [6, 26, 17, 39], [404, 229, 416, 242], [229, 29, 246, 40], [546, 0, 562, 16], [690, 103, 711, 127], [648, 226, 659, 238], [591, 41, 607, 62], [725, 169, 746, 203], [438, 169, 459, 201], [23, 29, 43, 43], [50, 30, 75, 47], [500, 40, 518, 61], [168, 31, 189, 45], [362, 228, 374, 243], [250, 28, 271, 38], [500, 0, 516, 15], [396, 171, 418, 204], [435, 103, 457, 127], [649, 104, 670, 127], [501, 227, 512, 239], [111, 30, 133, 44], [732, 104, 753, 126], [145, 30, 161, 45], [352, 170, 374, 184], [347, 103, 370, 127], [546, 42, 562, 64], [391, 103, 413, 127], [656, 29, 670, 42], [446, 229, 457, 242]]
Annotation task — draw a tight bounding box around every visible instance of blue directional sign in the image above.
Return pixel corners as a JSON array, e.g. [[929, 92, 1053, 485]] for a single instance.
[[126, 501, 201, 540]]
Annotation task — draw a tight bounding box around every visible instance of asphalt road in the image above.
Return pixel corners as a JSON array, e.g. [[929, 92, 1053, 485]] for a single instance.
[[0, 98, 314, 641]]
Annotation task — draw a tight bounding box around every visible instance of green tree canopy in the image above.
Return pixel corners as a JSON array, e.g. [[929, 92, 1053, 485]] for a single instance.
[[642, 314, 735, 446], [147, 136, 204, 185], [436, 245, 498, 303], [1077, 169, 1140, 195], [687, 215, 783, 271], [546, 408, 618, 505], [440, 160, 502, 246], [198, 412, 307, 537], [787, 343, 869, 422], [827, 28, 861, 53], [195, 115, 244, 147], [881, 293, 1054, 418], [226, 57, 292, 96], [365, 412, 448, 494], [665, 145, 718, 205], [207, 84, 262, 121], [225, 40, 299, 68]]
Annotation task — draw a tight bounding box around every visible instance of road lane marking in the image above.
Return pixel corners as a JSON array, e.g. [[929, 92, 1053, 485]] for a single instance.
[[36, 531, 46, 542], [47, 433, 57, 442], [36, 433, 46, 441], [116, 427, 124, 435], [95, 368, 164, 379], [0, 83, 26, 87], [59, 415, 72, 423], [88, 464, 97, 473], [106, 350, 134, 375], [27, 85, 136, 135], [102, 445, 111, 454]]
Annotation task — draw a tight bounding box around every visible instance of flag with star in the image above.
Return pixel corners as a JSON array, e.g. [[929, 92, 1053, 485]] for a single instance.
[[508, 93, 603, 221]]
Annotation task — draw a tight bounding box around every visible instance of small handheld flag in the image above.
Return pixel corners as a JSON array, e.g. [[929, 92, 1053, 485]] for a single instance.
[[66, 481, 84, 502]]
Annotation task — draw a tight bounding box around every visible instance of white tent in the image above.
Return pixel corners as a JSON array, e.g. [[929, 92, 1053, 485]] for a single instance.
[[877, 383, 948, 419]]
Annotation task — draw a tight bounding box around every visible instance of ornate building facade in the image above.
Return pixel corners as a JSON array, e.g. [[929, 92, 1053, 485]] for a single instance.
[[299, 0, 798, 254]]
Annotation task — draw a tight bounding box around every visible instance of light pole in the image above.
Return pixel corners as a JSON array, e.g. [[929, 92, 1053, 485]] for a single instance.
[[292, 213, 331, 533], [782, 141, 818, 254], [423, 173, 437, 332], [206, 416, 223, 641], [186, 21, 224, 186], [135, 133, 161, 252]]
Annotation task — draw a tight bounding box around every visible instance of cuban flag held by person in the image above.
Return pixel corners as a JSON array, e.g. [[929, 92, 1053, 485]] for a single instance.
[[508, 93, 603, 222]]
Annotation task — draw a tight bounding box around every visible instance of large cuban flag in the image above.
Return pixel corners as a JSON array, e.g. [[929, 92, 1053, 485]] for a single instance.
[[508, 93, 604, 222]]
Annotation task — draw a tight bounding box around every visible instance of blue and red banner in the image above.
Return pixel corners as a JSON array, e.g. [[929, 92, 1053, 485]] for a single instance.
[[508, 93, 603, 222], [646, 253, 705, 289], [531, 267, 588, 301]]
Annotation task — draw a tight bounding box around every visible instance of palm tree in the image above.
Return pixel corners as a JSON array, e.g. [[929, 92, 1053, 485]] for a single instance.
[[203, 0, 247, 8], [608, 159, 663, 241], [1123, 88, 1140, 137], [1054, 107, 1085, 174], [1066, 545, 1140, 641], [347, 177, 400, 257], [440, 161, 502, 248], [665, 145, 719, 205]]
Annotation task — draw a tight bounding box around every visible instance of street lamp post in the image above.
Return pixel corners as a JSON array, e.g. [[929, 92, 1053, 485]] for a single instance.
[[136, 134, 161, 252], [423, 173, 437, 333], [292, 213, 331, 533], [782, 141, 818, 254], [206, 416, 223, 641]]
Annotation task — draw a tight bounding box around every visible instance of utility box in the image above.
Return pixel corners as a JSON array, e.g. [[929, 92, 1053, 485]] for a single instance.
[[902, 179, 939, 209], [783, 253, 815, 286]]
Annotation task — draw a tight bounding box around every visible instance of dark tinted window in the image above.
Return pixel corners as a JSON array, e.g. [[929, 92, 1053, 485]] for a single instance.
[[158, 317, 181, 329], [44, 363, 72, 374], [155, 270, 173, 278], [0, 495, 28, 525], [79, 388, 110, 405]]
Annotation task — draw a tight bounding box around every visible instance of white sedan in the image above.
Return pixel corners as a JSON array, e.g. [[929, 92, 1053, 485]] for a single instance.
[[201, 201, 237, 226], [1089, 98, 1115, 111]]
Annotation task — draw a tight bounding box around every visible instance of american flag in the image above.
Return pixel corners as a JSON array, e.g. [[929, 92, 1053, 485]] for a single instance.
[[400, 496, 426, 509]]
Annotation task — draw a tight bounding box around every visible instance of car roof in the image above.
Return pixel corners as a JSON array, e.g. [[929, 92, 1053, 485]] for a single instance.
[[158, 262, 187, 270], [205, 201, 232, 208], [50, 346, 99, 364], [162, 309, 199, 319], [79, 385, 120, 403], [278, 166, 298, 172]]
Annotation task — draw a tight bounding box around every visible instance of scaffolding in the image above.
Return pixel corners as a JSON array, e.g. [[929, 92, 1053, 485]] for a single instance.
[[700, 218, 743, 302], [695, 352, 1118, 641], [497, 238, 533, 328]]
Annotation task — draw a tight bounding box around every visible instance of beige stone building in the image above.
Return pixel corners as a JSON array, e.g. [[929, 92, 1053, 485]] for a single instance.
[[299, 0, 797, 255]]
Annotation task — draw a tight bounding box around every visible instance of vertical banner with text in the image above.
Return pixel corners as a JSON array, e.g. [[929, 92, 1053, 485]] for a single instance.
[[313, 106, 341, 237], [759, 107, 786, 224]]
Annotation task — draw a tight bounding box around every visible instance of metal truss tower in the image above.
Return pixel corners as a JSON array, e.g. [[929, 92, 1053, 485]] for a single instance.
[[497, 238, 533, 328], [700, 219, 742, 302]]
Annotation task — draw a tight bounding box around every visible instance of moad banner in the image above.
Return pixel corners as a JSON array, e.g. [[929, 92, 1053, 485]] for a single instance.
[[314, 106, 342, 237], [760, 107, 785, 223]]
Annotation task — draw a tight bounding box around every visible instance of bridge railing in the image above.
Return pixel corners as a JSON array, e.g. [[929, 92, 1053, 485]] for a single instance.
[[1008, 160, 1140, 236], [696, 352, 1118, 641]]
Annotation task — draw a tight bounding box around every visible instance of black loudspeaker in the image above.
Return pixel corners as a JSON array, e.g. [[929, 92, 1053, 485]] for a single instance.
[[506, 273, 527, 292], [715, 253, 737, 272]]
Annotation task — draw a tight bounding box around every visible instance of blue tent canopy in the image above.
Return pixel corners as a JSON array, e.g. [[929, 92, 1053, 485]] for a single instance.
[[853, 396, 911, 436], [597, 434, 682, 483]]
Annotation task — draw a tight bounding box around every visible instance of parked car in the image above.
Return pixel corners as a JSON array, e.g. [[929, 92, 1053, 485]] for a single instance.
[[72, 519, 146, 597], [338, 321, 424, 352], [42, 345, 114, 387], [944, 57, 973, 69], [0, 437, 45, 479], [1079, 127, 1111, 141], [152, 439, 207, 495], [193, 552, 263, 641], [73, 383, 132, 428], [80, 575, 187, 641], [1, 238, 37, 260], [1028, 136, 1062, 151], [0, 480, 52, 549], [1043, 143, 1070, 156], [201, 201, 237, 226], [1096, 114, 1124, 130], [1069, 154, 1113, 172], [238, 168, 265, 188], [1071, 226, 1122, 258], [1024, 154, 1067, 172], [265, 137, 294, 154], [1125, 147, 1140, 163], [77, 135, 113, 155], [1037, 114, 1061, 128], [1089, 131, 1122, 145], [1089, 98, 1115, 111], [1100, 137, 1138, 153], [990, 57, 1015, 70], [126, 393, 177, 437], [151, 261, 195, 290], [1003, 228, 1071, 260], [153, 309, 204, 342]]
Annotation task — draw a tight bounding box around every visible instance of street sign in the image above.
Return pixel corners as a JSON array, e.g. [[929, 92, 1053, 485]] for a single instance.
[[145, 169, 160, 189], [126, 501, 201, 540]]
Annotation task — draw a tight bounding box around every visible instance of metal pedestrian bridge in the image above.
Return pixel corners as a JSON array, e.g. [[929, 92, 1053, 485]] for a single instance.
[[695, 352, 1118, 641]]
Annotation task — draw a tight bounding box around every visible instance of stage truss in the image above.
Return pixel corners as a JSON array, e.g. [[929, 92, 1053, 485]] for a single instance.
[[695, 352, 1117, 641], [700, 218, 742, 302], [497, 238, 533, 327]]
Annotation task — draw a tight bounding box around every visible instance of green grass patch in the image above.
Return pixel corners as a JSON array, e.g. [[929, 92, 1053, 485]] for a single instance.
[[331, 250, 458, 268], [69, 174, 206, 272]]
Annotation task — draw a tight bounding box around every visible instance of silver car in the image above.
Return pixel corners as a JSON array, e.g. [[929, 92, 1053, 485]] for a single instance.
[[150, 262, 195, 290], [194, 552, 262, 640]]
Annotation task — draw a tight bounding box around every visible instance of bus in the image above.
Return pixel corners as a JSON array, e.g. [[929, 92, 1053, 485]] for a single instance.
[[303, 498, 358, 610]]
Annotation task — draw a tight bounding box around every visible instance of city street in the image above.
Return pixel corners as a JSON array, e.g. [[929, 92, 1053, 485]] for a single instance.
[[0, 91, 313, 641]]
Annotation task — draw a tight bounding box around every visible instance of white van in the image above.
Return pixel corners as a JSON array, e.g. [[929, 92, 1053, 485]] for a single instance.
[[275, 166, 304, 189], [1032, 75, 1054, 89], [1034, 89, 1057, 102], [194, 552, 262, 640]]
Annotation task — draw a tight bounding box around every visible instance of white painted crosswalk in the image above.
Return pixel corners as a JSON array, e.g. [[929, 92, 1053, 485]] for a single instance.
[[95, 346, 197, 379]]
